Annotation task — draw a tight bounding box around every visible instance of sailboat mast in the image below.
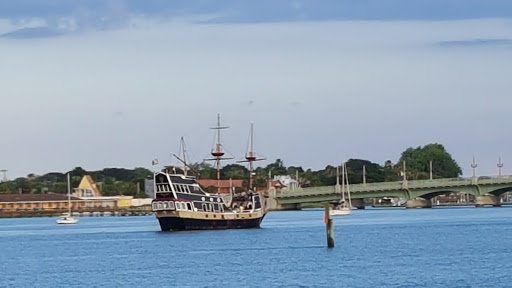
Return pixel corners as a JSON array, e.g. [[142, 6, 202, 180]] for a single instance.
[[67, 173, 71, 215], [335, 166, 340, 193], [345, 162, 352, 206], [341, 163, 345, 201]]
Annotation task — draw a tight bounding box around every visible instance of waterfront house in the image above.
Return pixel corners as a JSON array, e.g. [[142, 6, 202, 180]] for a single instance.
[[73, 175, 102, 197], [0, 175, 154, 215], [272, 175, 300, 191], [0, 194, 85, 213], [72, 175, 142, 209]]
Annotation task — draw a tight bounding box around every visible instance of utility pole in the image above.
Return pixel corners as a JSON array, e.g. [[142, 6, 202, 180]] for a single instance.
[[296, 170, 299, 190], [268, 170, 271, 190]]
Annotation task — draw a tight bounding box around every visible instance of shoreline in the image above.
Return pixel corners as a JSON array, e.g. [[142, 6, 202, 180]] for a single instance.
[[0, 209, 153, 219]]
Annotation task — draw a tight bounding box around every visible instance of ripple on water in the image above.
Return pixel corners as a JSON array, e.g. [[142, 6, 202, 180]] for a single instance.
[[0, 209, 511, 287]]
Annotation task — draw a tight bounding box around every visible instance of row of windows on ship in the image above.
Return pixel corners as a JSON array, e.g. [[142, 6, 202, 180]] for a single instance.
[[152, 200, 225, 213], [155, 183, 202, 194]]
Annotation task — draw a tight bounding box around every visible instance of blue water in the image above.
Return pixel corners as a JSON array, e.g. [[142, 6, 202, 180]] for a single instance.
[[1, 207, 511, 287]]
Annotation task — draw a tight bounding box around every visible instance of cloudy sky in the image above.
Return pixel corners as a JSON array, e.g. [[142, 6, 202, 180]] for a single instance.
[[1, 0, 512, 179]]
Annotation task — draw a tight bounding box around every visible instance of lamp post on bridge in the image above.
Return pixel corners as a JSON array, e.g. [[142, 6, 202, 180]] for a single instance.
[[362, 165, 366, 186], [401, 161, 407, 189], [471, 156, 478, 184], [497, 157, 503, 177], [268, 168, 273, 190]]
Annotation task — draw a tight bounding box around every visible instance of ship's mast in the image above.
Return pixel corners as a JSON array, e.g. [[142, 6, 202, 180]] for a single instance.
[[238, 122, 265, 190], [172, 136, 200, 176], [180, 136, 188, 176], [204, 114, 232, 193]]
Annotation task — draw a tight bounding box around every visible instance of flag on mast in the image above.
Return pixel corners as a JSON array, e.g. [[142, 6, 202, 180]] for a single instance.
[[152, 159, 158, 166]]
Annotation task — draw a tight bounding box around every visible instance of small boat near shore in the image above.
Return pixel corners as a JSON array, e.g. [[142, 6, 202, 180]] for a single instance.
[[330, 162, 352, 217], [56, 212, 79, 224], [56, 173, 79, 225]]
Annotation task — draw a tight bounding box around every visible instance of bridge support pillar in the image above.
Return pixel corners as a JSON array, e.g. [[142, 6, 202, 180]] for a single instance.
[[266, 191, 302, 211], [475, 195, 501, 207], [405, 198, 432, 209], [281, 203, 302, 210], [350, 198, 365, 209], [272, 203, 302, 211]]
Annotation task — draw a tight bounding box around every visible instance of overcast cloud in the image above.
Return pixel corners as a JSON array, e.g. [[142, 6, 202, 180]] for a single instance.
[[1, 1, 512, 179]]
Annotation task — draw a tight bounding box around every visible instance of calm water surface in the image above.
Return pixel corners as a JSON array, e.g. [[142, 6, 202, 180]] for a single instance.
[[0, 207, 511, 287]]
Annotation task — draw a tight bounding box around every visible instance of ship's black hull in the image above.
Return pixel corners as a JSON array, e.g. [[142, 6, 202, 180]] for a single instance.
[[157, 215, 265, 231]]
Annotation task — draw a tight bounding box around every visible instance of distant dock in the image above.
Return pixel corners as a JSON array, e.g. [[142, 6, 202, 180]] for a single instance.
[[0, 208, 153, 218]]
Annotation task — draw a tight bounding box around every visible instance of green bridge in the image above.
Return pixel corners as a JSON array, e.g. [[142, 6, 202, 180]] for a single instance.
[[274, 175, 512, 209]]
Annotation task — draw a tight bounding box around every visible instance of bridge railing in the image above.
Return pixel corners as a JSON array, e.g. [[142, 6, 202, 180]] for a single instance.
[[477, 175, 512, 184], [276, 185, 338, 197], [275, 175, 512, 198], [405, 178, 473, 188]]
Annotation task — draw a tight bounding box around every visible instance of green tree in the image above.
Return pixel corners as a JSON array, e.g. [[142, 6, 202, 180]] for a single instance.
[[132, 167, 152, 181], [221, 164, 248, 179], [265, 159, 287, 175], [13, 177, 30, 193], [54, 182, 68, 194], [70, 167, 87, 177], [0, 180, 17, 193], [286, 166, 304, 180], [345, 159, 384, 184], [397, 143, 462, 179], [190, 162, 216, 179]]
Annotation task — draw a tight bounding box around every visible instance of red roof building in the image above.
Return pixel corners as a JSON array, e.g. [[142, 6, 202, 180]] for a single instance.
[[270, 180, 285, 189]]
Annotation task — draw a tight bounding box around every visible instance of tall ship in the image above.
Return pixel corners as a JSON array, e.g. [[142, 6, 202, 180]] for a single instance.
[[151, 114, 268, 231]]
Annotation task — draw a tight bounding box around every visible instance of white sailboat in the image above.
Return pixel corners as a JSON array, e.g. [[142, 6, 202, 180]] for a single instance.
[[330, 162, 352, 217], [56, 173, 79, 225]]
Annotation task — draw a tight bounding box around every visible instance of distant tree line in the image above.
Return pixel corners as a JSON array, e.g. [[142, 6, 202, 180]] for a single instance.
[[0, 143, 462, 196], [0, 167, 152, 197]]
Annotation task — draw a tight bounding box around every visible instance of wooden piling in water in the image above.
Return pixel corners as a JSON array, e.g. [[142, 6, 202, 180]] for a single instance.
[[325, 205, 334, 248]]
